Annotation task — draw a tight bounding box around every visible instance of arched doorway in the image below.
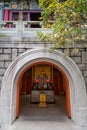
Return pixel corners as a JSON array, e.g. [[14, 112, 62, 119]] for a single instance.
[[0, 49, 87, 127], [16, 62, 71, 119]]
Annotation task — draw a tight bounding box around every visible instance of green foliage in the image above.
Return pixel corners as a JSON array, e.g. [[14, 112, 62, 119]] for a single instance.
[[38, 0, 87, 48]]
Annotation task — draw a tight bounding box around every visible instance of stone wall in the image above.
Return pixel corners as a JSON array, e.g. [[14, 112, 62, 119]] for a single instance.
[[0, 36, 87, 92]]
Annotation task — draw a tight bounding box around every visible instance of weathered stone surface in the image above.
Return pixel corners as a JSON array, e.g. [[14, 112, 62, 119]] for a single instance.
[[17, 53, 22, 56], [0, 83, 1, 90], [64, 49, 70, 56], [18, 49, 26, 53], [0, 54, 11, 61], [77, 64, 86, 71], [85, 64, 87, 70], [0, 69, 6, 76], [85, 77, 87, 92], [57, 49, 64, 52], [0, 62, 4, 68], [5, 62, 11, 68], [0, 81, 1, 86], [82, 52, 87, 63], [70, 57, 82, 64], [0, 42, 54, 49], [4, 49, 11, 54], [0, 49, 3, 53], [12, 49, 17, 61], [70, 50, 81, 56], [83, 71, 87, 77], [0, 76, 2, 82], [85, 77, 87, 84]]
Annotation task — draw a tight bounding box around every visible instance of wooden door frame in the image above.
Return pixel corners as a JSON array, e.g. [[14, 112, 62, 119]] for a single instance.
[[16, 61, 71, 118]]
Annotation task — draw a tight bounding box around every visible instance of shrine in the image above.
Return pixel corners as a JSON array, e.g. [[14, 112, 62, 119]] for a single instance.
[[21, 64, 65, 103], [0, 0, 42, 29]]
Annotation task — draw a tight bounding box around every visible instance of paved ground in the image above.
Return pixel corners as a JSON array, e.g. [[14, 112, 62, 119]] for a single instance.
[[0, 95, 87, 130]]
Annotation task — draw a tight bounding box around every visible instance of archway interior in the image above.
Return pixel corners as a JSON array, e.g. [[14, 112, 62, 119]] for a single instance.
[[20, 64, 66, 95], [17, 63, 70, 121]]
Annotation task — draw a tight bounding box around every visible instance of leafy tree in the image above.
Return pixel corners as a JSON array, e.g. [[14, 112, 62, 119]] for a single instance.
[[38, 0, 87, 49]]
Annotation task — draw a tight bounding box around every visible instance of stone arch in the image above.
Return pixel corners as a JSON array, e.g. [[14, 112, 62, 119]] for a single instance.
[[0, 48, 87, 127]]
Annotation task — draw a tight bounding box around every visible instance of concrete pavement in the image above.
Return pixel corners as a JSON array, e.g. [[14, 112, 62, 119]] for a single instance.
[[0, 95, 87, 130]]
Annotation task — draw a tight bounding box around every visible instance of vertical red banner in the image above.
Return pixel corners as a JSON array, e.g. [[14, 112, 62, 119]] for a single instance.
[[4, 9, 9, 21], [4, 9, 9, 27]]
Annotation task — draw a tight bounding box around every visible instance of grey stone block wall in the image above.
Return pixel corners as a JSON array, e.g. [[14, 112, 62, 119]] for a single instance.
[[0, 36, 87, 91], [70, 49, 87, 91]]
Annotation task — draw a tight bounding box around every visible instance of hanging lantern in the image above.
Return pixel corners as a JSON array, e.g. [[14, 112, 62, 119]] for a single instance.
[[46, 79, 49, 83], [35, 79, 39, 83]]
